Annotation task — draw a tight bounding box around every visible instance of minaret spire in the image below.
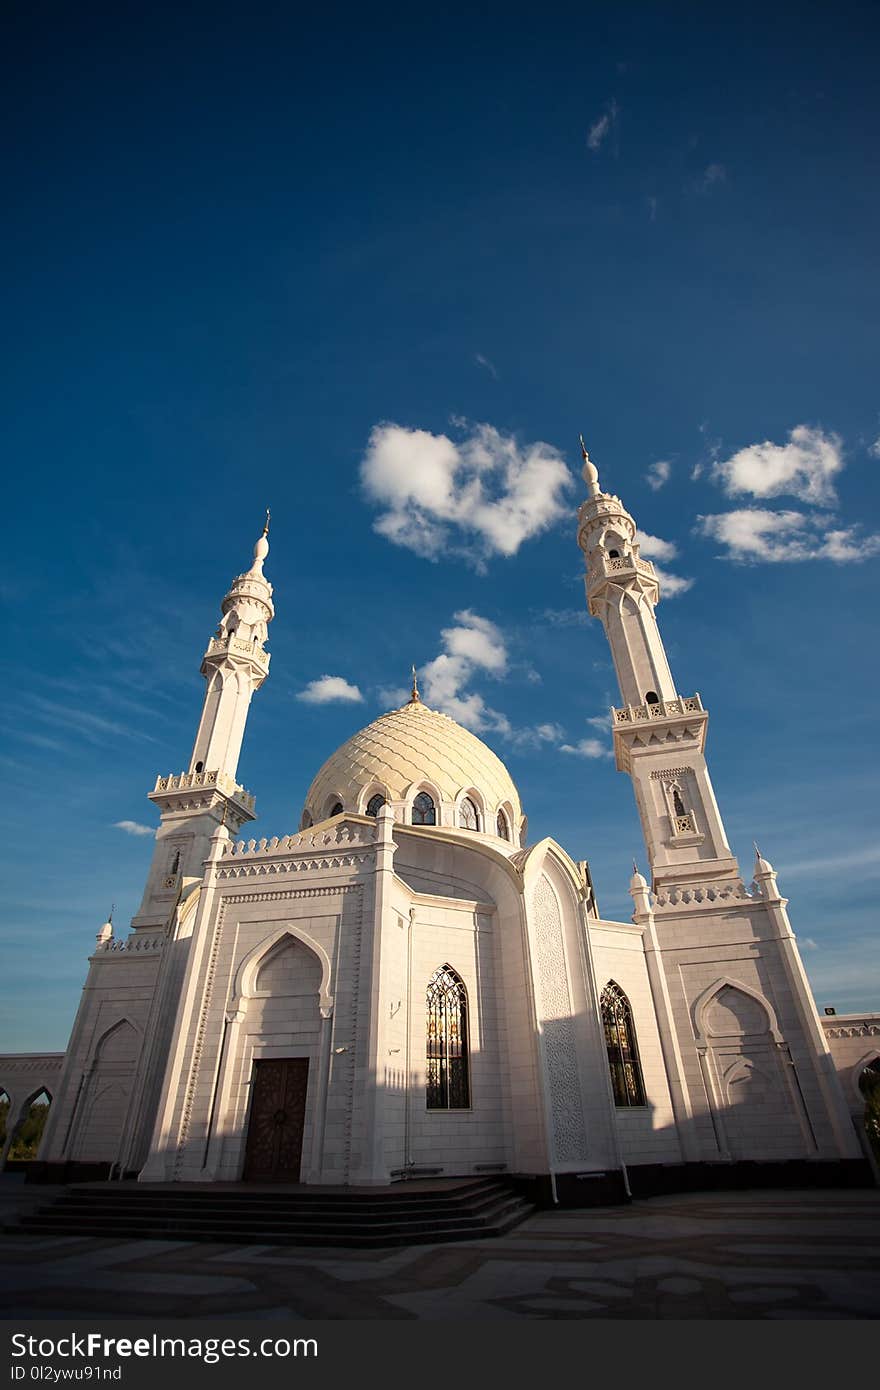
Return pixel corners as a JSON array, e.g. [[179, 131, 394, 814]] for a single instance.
[[410, 664, 421, 703], [185, 519, 275, 785], [580, 434, 601, 498]]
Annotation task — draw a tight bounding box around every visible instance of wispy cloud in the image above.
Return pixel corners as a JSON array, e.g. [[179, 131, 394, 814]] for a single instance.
[[696, 509, 880, 564], [414, 612, 576, 753], [296, 675, 364, 704], [868, 436, 880, 460], [645, 459, 672, 491], [538, 607, 588, 628], [635, 530, 694, 597], [114, 820, 154, 837], [775, 844, 880, 879], [699, 162, 726, 192], [712, 425, 843, 506], [474, 352, 499, 380], [559, 738, 613, 759], [25, 695, 159, 745], [360, 420, 573, 568], [587, 99, 619, 152]]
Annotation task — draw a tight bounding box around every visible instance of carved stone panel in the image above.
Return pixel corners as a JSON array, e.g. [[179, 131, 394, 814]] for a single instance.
[[533, 875, 588, 1164]]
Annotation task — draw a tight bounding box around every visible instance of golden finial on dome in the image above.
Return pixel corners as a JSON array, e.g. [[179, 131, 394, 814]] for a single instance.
[[263, 507, 271, 536], [410, 665, 421, 703]]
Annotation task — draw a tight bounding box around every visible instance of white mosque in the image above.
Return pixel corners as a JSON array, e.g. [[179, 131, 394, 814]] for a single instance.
[[2, 449, 876, 1201]]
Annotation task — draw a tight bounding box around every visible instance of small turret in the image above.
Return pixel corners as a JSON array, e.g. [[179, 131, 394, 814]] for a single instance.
[[96, 908, 114, 947]]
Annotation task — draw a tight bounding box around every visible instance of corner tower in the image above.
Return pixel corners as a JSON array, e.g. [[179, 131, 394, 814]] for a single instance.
[[576, 444, 737, 890]]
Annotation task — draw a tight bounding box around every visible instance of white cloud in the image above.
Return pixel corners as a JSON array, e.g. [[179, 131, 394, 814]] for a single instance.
[[539, 608, 588, 628], [869, 436, 880, 459], [587, 113, 610, 151], [697, 508, 880, 564], [420, 611, 510, 733], [587, 100, 619, 152], [560, 738, 613, 759], [297, 675, 364, 704], [712, 425, 843, 506], [586, 713, 611, 731], [474, 353, 499, 380], [635, 530, 694, 597], [645, 459, 671, 490], [700, 162, 726, 192], [507, 722, 566, 751], [799, 938, 819, 951], [415, 612, 573, 753], [114, 820, 154, 837], [360, 421, 573, 566]]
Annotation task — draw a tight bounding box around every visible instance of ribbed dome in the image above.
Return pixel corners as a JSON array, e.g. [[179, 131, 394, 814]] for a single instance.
[[303, 699, 523, 840]]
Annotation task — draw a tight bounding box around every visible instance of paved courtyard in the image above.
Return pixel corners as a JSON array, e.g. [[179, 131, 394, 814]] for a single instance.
[[1, 1179, 878, 1319]]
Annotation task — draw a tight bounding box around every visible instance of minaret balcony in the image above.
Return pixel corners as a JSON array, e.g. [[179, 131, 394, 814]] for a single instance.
[[148, 768, 257, 824], [204, 633, 270, 666], [588, 552, 656, 583], [612, 693, 704, 724], [611, 695, 708, 773]]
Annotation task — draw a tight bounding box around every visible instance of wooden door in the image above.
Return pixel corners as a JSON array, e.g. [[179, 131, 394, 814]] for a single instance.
[[243, 1058, 309, 1181]]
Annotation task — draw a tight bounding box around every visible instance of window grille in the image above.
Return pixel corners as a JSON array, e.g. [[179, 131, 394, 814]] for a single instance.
[[426, 965, 470, 1109]]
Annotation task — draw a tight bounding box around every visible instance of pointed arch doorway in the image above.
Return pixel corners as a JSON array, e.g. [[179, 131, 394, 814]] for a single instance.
[[243, 1058, 310, 1182]]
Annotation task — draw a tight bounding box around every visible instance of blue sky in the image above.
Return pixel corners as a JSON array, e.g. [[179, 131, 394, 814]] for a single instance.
[[2, 2, 878, 1049]]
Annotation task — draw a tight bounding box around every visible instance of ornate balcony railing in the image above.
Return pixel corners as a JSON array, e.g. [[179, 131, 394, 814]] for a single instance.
[[152, 769, 256, 811], [612, 694, 704, 724]]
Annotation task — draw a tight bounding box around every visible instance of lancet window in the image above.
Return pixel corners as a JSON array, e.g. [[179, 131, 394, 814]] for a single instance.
[[412, 791, 436, 826], [601, 982, 646, 1107], [496, 809, 510, 840], [426, 965, 470, 1109], [458, 797, 479, 830], [366, 793, 386, 817]]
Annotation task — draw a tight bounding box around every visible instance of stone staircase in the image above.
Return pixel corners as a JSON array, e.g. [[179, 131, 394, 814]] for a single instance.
[[10, 1176, 534, 1248]]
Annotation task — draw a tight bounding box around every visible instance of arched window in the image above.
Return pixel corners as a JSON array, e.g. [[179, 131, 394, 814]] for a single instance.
[[195, 761, 203, 773], [412, 791, 436, 826], [671, 785, 686, 819], [458, 796, 479, 830], [645, 691, 659, 704], [301, 810, 313, 829], [496, 808, 510, 841], [329, 801, 344, 817], [601, 982, 646, 1107], [608, 549, 620, 559], [426, 965, 470, 1109], [366, 793, 386, 817]]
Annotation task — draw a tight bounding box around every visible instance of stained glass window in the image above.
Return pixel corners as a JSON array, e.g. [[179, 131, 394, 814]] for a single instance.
[[458, 797, 478, 830], [366, 793, 386, 817], [426, 965, 470, 1109], [412, 791, 436, 825], [601, 981, 646, 1107], [496, 809, 509, 840]]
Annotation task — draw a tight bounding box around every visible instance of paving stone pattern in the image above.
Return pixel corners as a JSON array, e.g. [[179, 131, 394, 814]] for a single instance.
[[2, 1183, 878, 1320]]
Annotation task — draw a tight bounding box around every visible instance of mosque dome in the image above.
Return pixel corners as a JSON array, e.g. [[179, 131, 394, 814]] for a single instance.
[[302, 695, 524, 844]]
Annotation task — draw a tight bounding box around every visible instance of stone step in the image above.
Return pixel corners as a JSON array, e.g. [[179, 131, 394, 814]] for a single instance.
[[43, 1189, 510, 1219], [9, 1178, 534, 1248]]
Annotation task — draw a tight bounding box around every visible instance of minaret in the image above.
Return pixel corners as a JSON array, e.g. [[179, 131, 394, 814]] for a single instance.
[[131, 518, 274, 928], [187, 511, 274, 781], [577, 443, 737, 889]]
